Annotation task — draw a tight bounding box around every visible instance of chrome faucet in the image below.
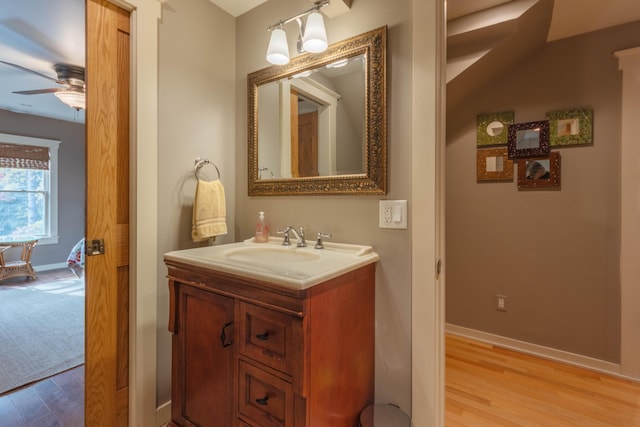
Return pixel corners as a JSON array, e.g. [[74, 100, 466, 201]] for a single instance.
[[278, 226, 306, 247]]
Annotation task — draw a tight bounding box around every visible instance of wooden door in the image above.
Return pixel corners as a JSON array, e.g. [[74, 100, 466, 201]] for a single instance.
[[290, 91, 318, 178], [85, 1, 131, 425], [297, 112, 318, 177], [290, 91, 301, 178]]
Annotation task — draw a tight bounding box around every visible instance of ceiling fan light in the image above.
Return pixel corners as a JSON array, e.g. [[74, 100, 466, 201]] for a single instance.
[[266, 28, 290, 65], [302, 12, 328, 53], [55, 89, 86, 110]]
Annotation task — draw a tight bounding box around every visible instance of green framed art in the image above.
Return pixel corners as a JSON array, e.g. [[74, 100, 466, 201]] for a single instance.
[[477, 111, 514, 146], [547, 107, 593, 147]]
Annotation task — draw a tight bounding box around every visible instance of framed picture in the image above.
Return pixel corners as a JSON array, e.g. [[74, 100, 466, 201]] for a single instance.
[[517, 152, 561, 190], [477, 111, 514, 146], [476, 147, 513, 182], [547, 107, 593, 147], [507, 120, 550, 159]]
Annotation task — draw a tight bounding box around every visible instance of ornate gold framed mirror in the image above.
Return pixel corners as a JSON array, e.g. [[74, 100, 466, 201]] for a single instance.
[[248, 26, 387, 195]]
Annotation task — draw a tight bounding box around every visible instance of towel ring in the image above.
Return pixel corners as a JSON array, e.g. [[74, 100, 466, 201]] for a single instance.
[[194, 159, 221, 181]]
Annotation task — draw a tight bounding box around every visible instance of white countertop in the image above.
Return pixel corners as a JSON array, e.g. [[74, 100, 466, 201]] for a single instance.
[[164, 237, 379, 289]]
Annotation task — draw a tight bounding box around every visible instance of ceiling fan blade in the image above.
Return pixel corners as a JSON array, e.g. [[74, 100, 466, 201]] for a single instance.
[[13, 88, 61, 95], [0, 60, 63, 84]]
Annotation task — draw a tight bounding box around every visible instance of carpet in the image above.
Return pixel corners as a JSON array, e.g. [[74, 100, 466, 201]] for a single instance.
[[0, 278, 84, 395]]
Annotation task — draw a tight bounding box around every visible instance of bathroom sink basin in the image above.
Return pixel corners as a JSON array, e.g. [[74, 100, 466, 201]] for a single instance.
[[224, 246, 321, 264], [164, 237, 379, 289]]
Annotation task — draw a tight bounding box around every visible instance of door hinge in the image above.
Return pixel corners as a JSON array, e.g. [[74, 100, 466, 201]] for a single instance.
[[436, 259, 442, 277], [86, 239, 105, 256]]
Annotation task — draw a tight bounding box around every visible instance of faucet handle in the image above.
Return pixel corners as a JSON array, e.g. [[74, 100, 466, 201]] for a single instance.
[[314, 232, 332, 249], [297, 227, 306, 247], [276, 228, 291, 246]]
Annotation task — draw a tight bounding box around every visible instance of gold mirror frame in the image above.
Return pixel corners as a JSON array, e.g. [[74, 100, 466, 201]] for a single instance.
[[248, 26, 387, 196]]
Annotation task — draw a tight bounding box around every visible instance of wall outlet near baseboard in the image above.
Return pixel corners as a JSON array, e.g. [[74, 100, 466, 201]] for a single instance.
[[496, 294, 507, 312]]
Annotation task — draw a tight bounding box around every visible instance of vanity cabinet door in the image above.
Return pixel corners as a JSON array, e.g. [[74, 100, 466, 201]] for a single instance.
[[171, 283, 235, 427]]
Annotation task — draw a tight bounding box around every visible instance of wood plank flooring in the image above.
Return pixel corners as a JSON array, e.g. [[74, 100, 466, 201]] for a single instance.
[[446, 334, 640, 426], [0, 269, 84, 427], [0, 366, 84, 427]]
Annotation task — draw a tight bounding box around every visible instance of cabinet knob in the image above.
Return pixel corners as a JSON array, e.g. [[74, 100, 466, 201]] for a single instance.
[[255, 396, 269, 406]]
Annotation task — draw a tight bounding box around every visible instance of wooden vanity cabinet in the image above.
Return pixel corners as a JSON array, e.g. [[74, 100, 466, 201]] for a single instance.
[[166, 259, 375, 427]]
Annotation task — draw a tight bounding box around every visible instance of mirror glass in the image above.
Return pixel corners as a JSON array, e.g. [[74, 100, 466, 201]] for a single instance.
[[248, 26, 387, 195], [486, 121, 504, 136], [516, 128, 541, 149]]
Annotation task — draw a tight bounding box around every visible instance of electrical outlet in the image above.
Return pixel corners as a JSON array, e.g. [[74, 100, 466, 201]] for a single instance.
[[379, 200, 408, 229], [496, 294, 507, 312]]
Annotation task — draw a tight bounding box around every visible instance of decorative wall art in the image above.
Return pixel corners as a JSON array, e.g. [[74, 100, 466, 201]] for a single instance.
[[517, 151, 561, 190], [476, 147, 513, 182], [507, 120, 550, 159], [547, 107, 593, 147], [477, 111, 514, 146]]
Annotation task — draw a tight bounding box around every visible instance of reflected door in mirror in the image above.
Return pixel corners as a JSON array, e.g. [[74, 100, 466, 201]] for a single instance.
[[291, 91, 319, 177]]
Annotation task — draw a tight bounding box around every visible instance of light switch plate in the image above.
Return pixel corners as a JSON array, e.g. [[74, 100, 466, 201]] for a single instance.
[[379, 200, 408, 229]]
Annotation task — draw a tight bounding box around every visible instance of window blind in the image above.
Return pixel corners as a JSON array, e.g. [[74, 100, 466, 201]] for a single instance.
[[0, 142, 50, 170]]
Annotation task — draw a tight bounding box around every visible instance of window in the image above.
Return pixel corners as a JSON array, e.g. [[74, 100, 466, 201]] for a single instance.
[[0, 133, 60, 244]]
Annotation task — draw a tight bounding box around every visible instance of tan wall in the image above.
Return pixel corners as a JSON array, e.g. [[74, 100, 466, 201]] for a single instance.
[[236, 0, 414, 410], [446, 22, 640, 362], [156, 0, 236, 404]]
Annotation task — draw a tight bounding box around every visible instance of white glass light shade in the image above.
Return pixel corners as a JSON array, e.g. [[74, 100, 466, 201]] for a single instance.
[[302, 12, 328, 53], [266, 28, 290, 65], [55, 89, 86, 110]]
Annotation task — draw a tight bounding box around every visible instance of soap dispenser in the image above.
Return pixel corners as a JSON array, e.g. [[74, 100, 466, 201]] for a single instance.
[[254, 211, 269, 243]]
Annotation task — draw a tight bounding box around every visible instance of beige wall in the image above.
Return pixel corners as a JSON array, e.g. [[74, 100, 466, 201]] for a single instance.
[[236, 0, 414, 412], [156, 0, 236, 404], [446, 22, 640, 362]]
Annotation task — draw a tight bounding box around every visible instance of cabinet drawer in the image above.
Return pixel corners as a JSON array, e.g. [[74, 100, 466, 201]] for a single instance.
[[238, 360, 294, 427], [238, 302, 302, 375]]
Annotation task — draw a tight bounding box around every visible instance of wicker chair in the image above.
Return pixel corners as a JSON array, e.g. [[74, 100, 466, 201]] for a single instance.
[[0, 240, 38, 281]]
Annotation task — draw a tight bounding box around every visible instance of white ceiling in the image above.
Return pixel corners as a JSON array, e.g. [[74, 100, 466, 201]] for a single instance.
[[446, 0, 640, 41], [0, 0, 85, 123], [1, 0, 639, 123], [208, 0, 268, 17]]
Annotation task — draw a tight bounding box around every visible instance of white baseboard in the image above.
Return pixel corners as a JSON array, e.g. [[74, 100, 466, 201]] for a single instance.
[[156, 400, 171, 426], [446, 324, 639, 382]]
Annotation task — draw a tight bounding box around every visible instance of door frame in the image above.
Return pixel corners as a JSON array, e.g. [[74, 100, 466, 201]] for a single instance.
[[411, 0, 446, 426]]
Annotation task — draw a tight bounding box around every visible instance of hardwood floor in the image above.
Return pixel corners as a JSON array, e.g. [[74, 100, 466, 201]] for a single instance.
[[0, 269, 84, 427], [446, 334, 640, 426], [0, 367, 84, 427]]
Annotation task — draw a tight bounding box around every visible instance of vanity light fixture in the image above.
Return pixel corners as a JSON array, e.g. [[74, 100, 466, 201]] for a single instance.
[[266, 25, 290, 65], [265, 0, 330, 65], [292, 70, 314, 78], [325, 58, 349, 68]]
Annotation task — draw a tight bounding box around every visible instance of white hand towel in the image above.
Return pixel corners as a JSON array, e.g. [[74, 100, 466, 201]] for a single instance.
[[192, 179, 227, 242]]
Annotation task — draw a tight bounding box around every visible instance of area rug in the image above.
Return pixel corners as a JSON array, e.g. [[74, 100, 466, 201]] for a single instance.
[[0, 278, 84, 395]]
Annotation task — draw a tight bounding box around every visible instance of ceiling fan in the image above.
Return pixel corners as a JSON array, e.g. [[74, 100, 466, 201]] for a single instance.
[[0, 60, 86, 110]]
